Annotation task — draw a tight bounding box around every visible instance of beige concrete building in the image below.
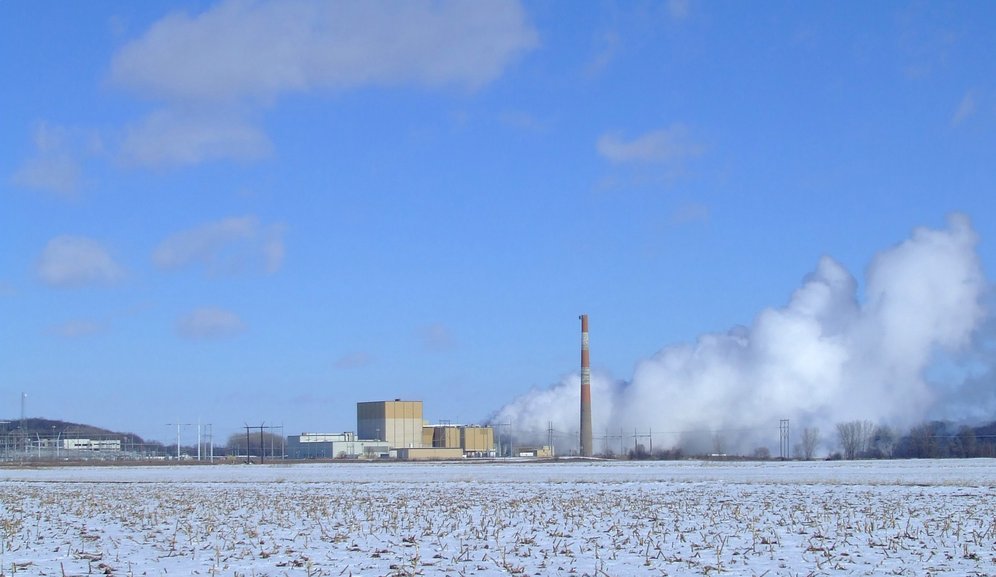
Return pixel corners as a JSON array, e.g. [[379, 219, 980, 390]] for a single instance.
[[355, 400, 496, 458], [460, 426, 494, 456], [421, 424, 495, 457], [423, 425, 461, 449], [357, 400, 424, 449]]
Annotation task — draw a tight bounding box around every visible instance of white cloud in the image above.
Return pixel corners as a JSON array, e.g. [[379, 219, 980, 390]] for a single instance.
[[110, 0, 537, 167], [37, 236, 125, 287], [262, 223, 286, 274], [668, 0, 690, 20], [112, 0, 537, 101], [12, 155, 81, 197], [667, 0, 692, 20], [11, 122, 83, 197], [176, 307, 246, 339], [419, 323, 456, 352], [49, 320, 104, 338], [669, 202, 710, 225], [334, 351, 374, 369], [597, 124, 704, 165], [153, 216, 285, 275], [586, 30, 619, 77], [499, 110, 547, 133], [951, 91, 976, 126], [121, 109, 271, 168]]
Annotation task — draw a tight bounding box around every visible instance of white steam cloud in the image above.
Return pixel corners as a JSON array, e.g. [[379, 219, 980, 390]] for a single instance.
[[493, 215, 988, 455]]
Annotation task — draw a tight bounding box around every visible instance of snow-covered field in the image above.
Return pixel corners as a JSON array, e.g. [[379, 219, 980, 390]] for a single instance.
[[1, 459, 994, 576]]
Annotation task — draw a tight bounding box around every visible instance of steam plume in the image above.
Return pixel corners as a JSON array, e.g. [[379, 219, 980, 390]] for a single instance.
[[493, 215, 988, 454]]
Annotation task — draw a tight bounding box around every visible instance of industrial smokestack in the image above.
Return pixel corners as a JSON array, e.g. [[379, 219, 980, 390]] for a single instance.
[[580, 314, 593, 457]]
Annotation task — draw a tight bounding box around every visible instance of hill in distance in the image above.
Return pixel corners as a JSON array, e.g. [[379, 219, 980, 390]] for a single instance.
[[2, 418, 148, 445]]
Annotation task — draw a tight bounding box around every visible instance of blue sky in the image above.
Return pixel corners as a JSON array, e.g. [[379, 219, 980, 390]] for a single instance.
[[3, 1, 995, 445]]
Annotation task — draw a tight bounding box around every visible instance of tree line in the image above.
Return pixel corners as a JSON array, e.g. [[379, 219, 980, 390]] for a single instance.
[[619, 419, 996, 461], [824, 419, 996, 460]]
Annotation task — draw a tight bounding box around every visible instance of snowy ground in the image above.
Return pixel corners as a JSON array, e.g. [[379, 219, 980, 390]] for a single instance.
[[1, 459, 994, 576]]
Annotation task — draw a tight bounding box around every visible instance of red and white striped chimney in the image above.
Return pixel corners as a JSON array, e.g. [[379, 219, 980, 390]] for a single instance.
[[580, 314, 593, 457]]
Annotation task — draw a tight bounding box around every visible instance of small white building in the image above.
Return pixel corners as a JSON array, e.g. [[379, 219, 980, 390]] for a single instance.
[[63, 438, 122, 451]]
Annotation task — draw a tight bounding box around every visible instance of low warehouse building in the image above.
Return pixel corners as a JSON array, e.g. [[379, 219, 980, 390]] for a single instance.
[[395, 447, 464, 461], [286, 432, 390, 459]]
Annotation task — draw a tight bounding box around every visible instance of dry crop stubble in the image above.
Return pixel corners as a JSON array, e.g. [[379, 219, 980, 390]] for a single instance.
[[0, 463, 994, 576]]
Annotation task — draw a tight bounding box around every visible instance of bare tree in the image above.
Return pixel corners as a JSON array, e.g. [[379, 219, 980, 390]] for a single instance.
[[752, 446, 771, 460], [907, 423, 938, 458], [798, 427, 820, 460], [836, 420, 875, 460], [227, 432, 285, 459], [871, 425, 896, 458], [628, 443, 650, 460], [955, 426, 977, 458]]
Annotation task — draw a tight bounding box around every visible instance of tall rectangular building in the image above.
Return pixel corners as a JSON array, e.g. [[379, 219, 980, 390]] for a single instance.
[[357, 400, 424, 449]]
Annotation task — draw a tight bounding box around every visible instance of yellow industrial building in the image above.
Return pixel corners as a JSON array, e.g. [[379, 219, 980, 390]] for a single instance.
[[356, 400, 495, 459], [420, 424, 494, 457]]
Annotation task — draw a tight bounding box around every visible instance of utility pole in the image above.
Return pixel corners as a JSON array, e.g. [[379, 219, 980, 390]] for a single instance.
[[166, 422, 193, 460], [548, 421, 555, 457], [244, 423, 269, 464]]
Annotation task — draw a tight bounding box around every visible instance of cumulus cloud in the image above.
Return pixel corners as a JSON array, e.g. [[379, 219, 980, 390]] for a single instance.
[[111, 0, 537, 167], [493, 215, 988, 455], [11, 122, 84, 197], [176, 307, 246, 339], [37, 236, 124, 287], [597, 124, 704, 165], [153, 216, 285, 275], [112, 0, 537, 100]]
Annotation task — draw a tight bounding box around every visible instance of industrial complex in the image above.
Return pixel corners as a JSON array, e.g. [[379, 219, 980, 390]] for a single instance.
[[287, 399, 497, 460], [287, 315, 592, 461]]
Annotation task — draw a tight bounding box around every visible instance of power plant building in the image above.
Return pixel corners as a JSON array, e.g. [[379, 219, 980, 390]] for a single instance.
[[355, 400, 496, 458], [357, 400, 425, 449], [423, 425, 460, 449], [285, 400, 495, 460], [421, 424, 495, 457], [460, 426, 494, 456]]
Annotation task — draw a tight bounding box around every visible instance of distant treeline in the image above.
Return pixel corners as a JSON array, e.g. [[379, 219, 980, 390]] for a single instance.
[[621, 420, 996, 461]]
